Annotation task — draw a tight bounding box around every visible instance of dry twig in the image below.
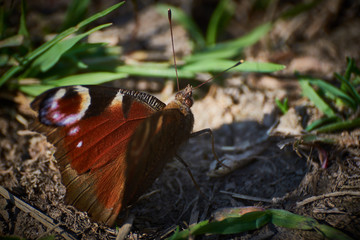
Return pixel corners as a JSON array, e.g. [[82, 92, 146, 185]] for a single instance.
[[296, 191, 360, 207], [221, 190, 273, 203], [0, 185, 76, 240], [116, 214, 135, 240]]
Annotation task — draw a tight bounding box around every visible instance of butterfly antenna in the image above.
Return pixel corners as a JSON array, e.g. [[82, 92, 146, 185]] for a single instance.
[[130, 0, 140, 40], [168, 9, 180, 91], [194, 60, 244, 89]]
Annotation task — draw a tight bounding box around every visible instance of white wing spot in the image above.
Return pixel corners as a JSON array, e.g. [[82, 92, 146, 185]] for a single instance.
[[50, 101, 59, 110], [69, 126, 80, 136], [52, 112, 60, 119], [76, 141, 83, 148]]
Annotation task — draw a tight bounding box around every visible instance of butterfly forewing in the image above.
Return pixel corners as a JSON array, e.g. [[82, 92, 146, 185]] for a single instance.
[[31, 85, 171, 225]]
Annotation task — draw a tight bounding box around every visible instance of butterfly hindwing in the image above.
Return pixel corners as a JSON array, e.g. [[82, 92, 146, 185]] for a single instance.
[[122, 108, 194, 205]]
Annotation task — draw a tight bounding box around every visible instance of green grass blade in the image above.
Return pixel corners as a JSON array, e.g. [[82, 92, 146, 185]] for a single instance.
[[316, 224, 354, 240], [275, 97, 289, 114], [61, 0, 90, 30], [63, 42, 108, 55], [305, 116, 340, 132], [45, 72, 128, 86], [31, 23, 112, 72], [185, 47, 242, 62], [167, 208, 269, 239], [268, 209, 353, 240], [235, 61, 285, 73], [156, 4, 205, 49], [76, 1, 124, 28], [192, 212, 270, 235], [62, 43, 121, 71], [341, 57, 355, 93], [219, 22, 272, 49], [300, 134, 335, 144], [186, 22, 272, 62], [315, 118, 360, 133], [23, 28, 76, 65], [117, 60, 284, 79], [182, 59, 238, 72], [335, 73, 360, 104], [309, 78, 356, 109], [344, 57, 354, 81], [167, 221, 210, 240], [0, 66, 23, 86], [19, 84, 56, 96], [299, 79, 336, 117], [116, 63, 195, 79], [167, 226, 189, 240], [183, 60, 284, 73], [18, 0, 29, 37], [206, 0, 235, 46], [268, 209, 316, 230]]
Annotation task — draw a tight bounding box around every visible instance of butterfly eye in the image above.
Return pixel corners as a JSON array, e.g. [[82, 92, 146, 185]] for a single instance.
[[185, 98, 193, 108]]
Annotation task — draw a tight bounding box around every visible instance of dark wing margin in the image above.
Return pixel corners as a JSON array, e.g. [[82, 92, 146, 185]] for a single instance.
[[118, 88, 166, 111]]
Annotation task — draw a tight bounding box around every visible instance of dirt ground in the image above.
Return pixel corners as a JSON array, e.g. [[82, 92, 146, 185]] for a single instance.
[[1, 0, 360, 239]]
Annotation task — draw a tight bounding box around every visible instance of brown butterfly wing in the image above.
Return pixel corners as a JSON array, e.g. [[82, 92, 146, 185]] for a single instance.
[[31, 85, 167, 225]]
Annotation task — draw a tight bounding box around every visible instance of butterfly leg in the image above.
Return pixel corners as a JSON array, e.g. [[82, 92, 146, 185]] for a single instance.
[[190, 128, 228, 169], [174, 154, 208, 199]]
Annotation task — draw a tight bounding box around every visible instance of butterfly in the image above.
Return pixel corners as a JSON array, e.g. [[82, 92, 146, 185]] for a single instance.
[[30, 7, 242, 226], [30, 84, 195, 225], [30, 57, 242, 225]]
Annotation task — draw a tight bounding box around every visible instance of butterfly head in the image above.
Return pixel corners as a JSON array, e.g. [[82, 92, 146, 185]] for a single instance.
[[175, 84, 193, 109]]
